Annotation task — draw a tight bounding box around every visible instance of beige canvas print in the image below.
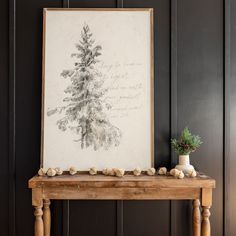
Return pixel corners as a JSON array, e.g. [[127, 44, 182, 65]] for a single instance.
[[42, 8, 154, 171]]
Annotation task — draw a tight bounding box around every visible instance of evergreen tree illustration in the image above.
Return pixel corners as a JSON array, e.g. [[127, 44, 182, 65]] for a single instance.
[[47, 23, 122, 150]]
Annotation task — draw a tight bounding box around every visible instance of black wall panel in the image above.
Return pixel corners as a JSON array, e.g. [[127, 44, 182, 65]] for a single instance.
[[69, 201, 117, 236], [2, 0, 235, 235], [176, 0, 223, 236], [15, 0, 62, 235]]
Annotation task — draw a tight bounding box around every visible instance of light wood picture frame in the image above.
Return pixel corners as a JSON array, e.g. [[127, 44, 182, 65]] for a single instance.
[[41, 8, 154, 171]]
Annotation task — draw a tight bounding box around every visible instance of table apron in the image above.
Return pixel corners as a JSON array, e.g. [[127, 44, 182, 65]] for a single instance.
[[41, 186, 201, 200]]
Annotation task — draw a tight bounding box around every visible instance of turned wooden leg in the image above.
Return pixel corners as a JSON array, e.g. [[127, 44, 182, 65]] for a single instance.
[[201, 206, 211, 236], [43, 199, 51, 236], [192, 199, 201, 236], [201, 188, 212, 236], [34, 205, 44, 236]]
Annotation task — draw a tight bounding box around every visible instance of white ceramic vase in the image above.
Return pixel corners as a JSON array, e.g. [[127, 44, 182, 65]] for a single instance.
[[175, 155, 195, 173]]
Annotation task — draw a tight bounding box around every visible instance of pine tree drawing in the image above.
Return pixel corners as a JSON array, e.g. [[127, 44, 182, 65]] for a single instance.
[[47, 23, 122, 150]]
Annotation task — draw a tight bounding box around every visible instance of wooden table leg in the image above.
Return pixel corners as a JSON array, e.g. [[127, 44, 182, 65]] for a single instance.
[[34, 205, 44, 236], [201, 188, 212, 236], [43, 199, 51, 236], [32, 188, 44, 236], [201, 206, 211, 236], [193, 199, 201, 236]]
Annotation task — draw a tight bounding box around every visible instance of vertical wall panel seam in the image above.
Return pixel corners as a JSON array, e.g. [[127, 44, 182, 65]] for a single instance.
[[117, 0, 123, 8], [170, 0, 178, 235], [116, 201, 124, 236], [63, 0, 70, 8], [61, 1, 70, 236], [224, 0, 231, 235], [8, 0, 16, 235]]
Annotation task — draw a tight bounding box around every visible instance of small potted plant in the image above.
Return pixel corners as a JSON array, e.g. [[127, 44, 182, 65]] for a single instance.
[[171, 127, 202, 173]]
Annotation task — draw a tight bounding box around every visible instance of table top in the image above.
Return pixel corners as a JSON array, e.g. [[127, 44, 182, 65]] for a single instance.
[[29, 173, 215, 189]]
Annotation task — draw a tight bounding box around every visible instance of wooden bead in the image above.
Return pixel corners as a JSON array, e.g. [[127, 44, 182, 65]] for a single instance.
[[170, 168, 180, 176], [38, 168, 46, 176], [47, 168, 56, 177], [69, 166, 77, 175], [147, 167, 156, 176], [89, 167, 97, 175], [158, 167, 167, 175], [115, 168, 125, 177], [55, 167, 63, 175], [178, 171, 185, 179], [102, 168, 115, 176], [133, 167, 142, 176]]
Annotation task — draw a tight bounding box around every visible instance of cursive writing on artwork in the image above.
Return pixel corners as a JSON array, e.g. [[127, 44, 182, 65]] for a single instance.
[[99, 62, 145, 119]]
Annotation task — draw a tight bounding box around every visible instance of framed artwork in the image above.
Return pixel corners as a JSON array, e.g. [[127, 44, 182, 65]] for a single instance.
[[41, 8, 154, 171]]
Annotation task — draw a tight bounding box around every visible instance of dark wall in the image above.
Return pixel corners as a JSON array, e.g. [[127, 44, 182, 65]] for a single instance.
[[1, 0, 235, 235]]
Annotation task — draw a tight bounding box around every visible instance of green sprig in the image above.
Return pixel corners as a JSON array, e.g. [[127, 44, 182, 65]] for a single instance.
[[171, 127, 202, 155]]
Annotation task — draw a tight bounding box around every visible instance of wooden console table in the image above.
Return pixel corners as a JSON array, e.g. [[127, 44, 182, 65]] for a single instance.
[[28, 173, 215, 236]]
